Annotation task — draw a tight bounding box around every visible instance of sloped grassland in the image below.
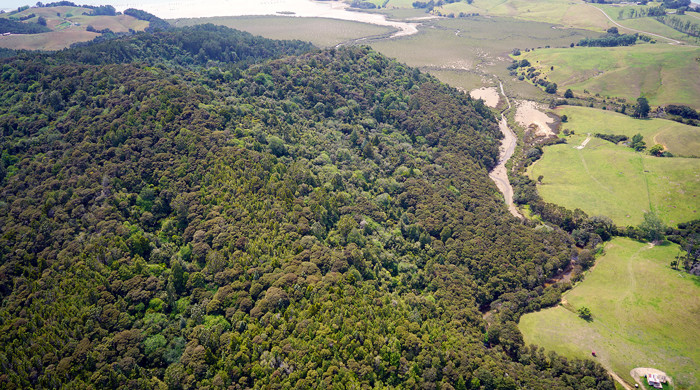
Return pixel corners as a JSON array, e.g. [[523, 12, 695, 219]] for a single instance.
[[0, 25, 613, 389]]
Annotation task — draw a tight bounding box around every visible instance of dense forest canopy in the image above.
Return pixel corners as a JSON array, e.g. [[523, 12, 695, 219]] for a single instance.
[[0, 25, 613, 389]]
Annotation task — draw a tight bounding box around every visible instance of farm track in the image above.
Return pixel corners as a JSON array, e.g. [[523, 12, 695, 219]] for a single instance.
[[588, 4, 699, 47]]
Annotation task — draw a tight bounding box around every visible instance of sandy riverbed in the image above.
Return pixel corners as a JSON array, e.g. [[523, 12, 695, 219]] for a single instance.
[[469, 87, 500, 108], [488, 115, 523, 219]]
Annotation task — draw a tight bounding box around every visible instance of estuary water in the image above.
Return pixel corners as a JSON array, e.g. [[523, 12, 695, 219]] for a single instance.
[[2, 0, 418, 37]]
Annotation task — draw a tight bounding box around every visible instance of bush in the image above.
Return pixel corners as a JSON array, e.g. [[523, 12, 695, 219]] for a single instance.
[[577, 306, 592, 321]]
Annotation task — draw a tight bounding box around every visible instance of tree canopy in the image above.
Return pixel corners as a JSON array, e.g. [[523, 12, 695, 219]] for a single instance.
[[0, 26, 613, 389]]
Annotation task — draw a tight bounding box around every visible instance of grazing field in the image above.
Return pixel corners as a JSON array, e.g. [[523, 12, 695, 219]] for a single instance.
[[0, 30, 98, 50], [554, 106, 700, 157], [519, 237, 700, 390], [0, 6, 148, 50], [597, 4, 700, 45], [170, 16, 395, 47], [528, 133, 700, 226], [433, 0, 612, 30], [518, 45, 700, 109], [70, 15, 149, 33]]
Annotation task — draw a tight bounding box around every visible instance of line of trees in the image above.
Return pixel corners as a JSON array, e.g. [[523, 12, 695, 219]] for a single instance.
[[0, 18, 51, 34], [578, 33, 638, 47], [656, 15, 700, 37]]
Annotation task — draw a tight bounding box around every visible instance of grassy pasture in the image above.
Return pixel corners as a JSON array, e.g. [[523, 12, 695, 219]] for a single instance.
[[555, 106, 700, 157], [527, 132, 700, 226], [0, 6, 148, 50], [597, 3, 700, 44], [519, 237, 700, 389], [70, 15, 149, 33], [619, 17, 699, 44], [0, 30, 98, 50], [429, 0, 612, 30], [517, 45, 700, 109], [170, 16, 395, 48]]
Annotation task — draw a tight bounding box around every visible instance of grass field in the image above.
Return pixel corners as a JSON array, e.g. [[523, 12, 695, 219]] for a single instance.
[[170, 16, 395, 48], [554, 106, 700, 157], [519, 237, 700, 389], [528, 131, 700, 226], [0, 6, 148, 50], [518, 44, 700, 109], [597, 4, 700, 45], [431, 0, 613, 30], [0, 30, 98, 50]]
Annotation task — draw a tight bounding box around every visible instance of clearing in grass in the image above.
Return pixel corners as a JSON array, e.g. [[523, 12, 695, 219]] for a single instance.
[[519, 237, 700, 390]]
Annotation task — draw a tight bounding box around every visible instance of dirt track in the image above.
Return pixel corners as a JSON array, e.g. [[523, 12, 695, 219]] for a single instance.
[[576, 133, 592, 149]]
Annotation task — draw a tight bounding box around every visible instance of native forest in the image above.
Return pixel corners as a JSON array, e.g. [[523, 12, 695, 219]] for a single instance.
[[0, 0, 698, 389]]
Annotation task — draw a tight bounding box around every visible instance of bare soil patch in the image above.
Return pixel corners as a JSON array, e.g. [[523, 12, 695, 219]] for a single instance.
[[469, 87, 499, 108], [515, 100, 556, 137]]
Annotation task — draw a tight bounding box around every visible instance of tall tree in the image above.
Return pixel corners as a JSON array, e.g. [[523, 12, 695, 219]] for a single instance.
[[634, 96, 650, 118], [640, 211, 666, 243]]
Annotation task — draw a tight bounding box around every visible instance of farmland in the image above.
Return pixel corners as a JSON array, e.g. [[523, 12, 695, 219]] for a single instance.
[[0, 5, 148, 50], [528, 130, 700, 226], [431, 0, 613, 30], [555, 106, 700, 157], [519, 237, 700, 389], [517, 44, 700, 109]]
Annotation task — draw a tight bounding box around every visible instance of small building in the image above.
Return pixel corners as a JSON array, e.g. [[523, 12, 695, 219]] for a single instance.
[[647, 373, 667, 389]]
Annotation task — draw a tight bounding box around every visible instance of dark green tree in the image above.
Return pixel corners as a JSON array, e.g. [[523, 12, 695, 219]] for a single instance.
[[578, 306, 592, 321], [631, 133, 646, 151], [634, 96, 650, 118]]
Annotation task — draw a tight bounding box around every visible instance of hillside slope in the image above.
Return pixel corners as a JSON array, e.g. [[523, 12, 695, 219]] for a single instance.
[[0, 27, 613, 389]]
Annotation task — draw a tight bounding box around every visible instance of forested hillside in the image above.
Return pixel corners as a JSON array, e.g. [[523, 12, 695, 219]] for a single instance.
[[0, 26, 613, 389]]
